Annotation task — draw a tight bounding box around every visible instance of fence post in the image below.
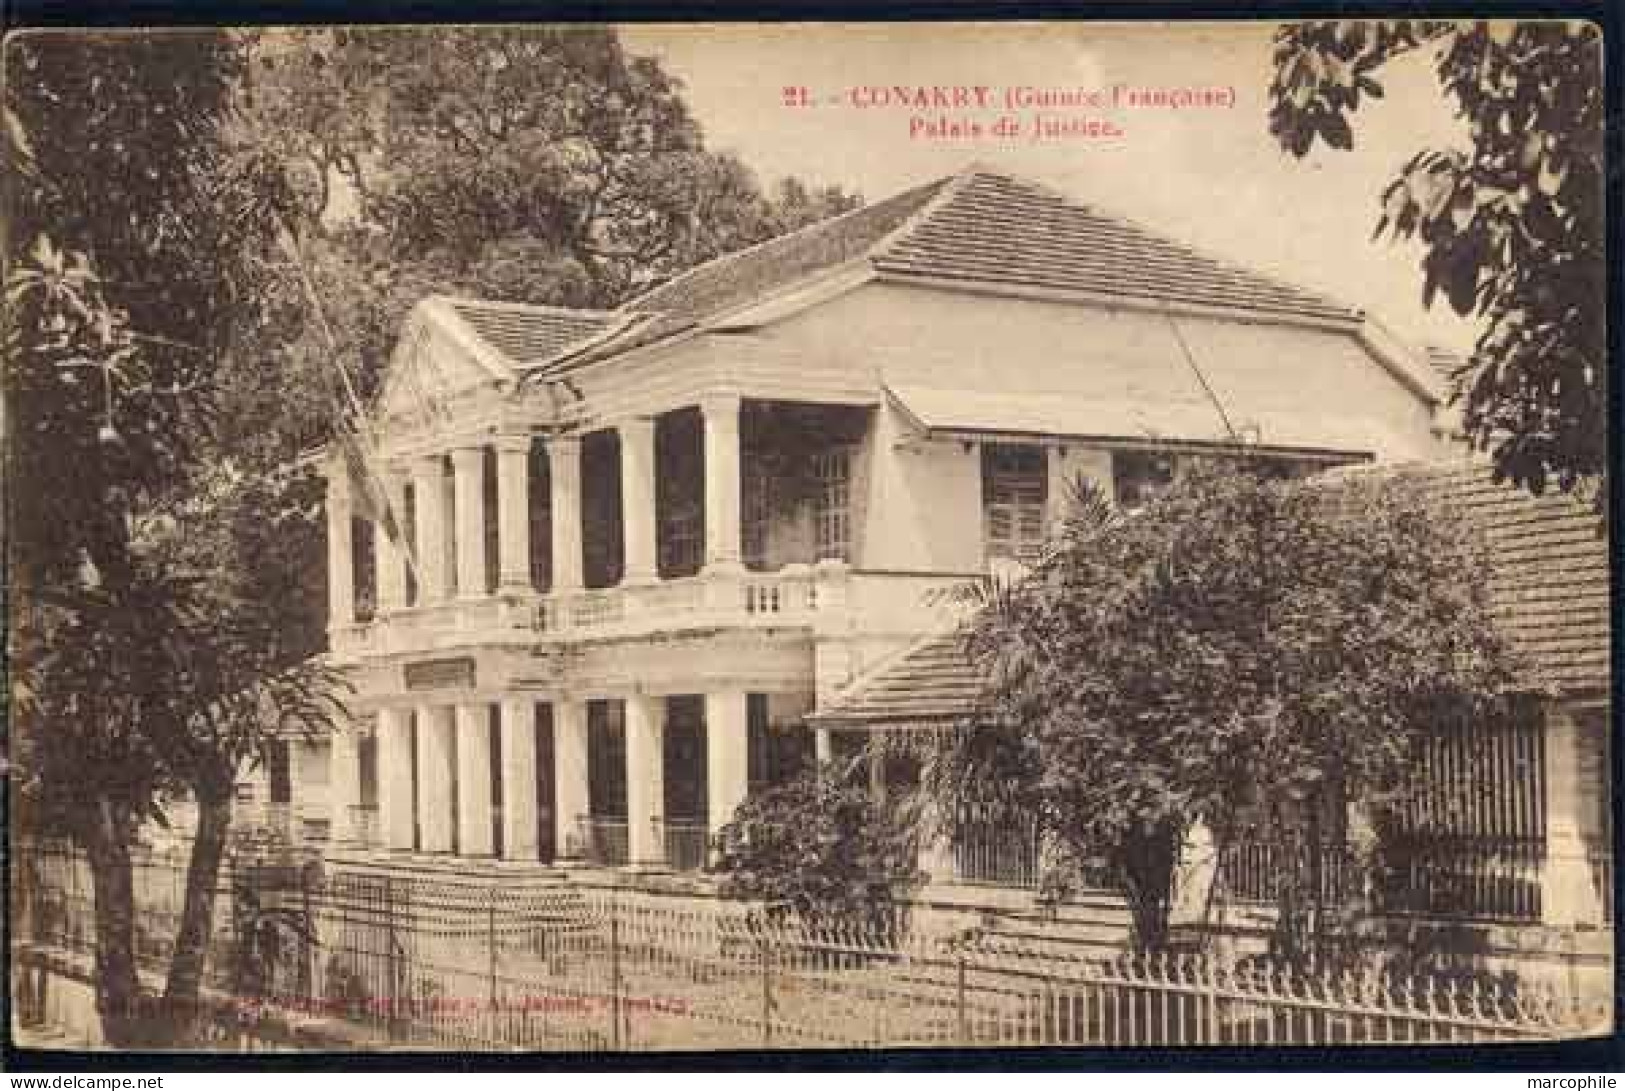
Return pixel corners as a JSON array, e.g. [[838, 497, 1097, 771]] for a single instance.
[[385, 876, 401, 1045], [487, 889, 498, 1029], [956, 947, 968, 1045], [759, 931, 773, 1048], [609, 898, 623, 1051]]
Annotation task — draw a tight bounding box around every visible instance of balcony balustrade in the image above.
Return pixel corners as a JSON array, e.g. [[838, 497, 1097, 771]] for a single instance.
[[329, 563, 975, 662]]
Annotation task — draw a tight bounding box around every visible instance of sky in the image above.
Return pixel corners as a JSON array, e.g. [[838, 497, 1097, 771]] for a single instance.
[[619, 22, 1481, 353]]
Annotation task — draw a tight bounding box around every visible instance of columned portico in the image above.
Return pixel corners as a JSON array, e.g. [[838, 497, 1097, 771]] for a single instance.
[[706, 690, 749, 843], [455, 702, 494, 856], [701, 394, 744, 574], [451, 447, 489, 598], [416, 704, 456, 852], [548, 437, 584, 593], [326, 472, 355, 627], [619, 418, 658, 585], [554, 699, 590, 859], [624, 693, 665, 866], [495, 436, 533, 594], [377, 706, 415, 850], [413, 455, 449, 603], [500, 698, 539, 860]]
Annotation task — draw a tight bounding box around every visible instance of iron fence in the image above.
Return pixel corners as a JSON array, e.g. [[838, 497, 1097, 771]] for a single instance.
[[579, 818, 629, 868], [1374, 836, 1545, 924], [953, 808, 1040, 889], [657, 818, 710, 874], [13, 842, 1592, 1049], [1219, 842, 1356, 907]]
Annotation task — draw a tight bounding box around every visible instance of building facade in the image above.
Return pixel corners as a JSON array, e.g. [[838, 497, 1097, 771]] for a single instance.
[[301, 166, 1459, 878]]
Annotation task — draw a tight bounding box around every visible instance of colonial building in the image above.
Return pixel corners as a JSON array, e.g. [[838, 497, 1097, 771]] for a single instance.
[[302, 165, 1459, 877]]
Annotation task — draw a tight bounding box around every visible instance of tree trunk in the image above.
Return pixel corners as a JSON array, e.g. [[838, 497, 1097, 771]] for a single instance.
[[1117, 826, 1178, 951], [161, 778, 233, 1043], [80, 801, 149, 1047]]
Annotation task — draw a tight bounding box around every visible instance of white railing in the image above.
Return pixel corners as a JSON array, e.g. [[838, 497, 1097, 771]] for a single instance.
[[533, 566, 823, 639], [329, 563, 974, 660]]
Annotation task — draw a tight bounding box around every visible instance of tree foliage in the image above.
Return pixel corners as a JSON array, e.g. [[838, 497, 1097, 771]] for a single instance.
[[1268, 20, 1605, 507], [712, 767, 925, 931], [244, 26, 861, 399], [5, 31, 341, 1043], [923, 465, 1520, 952]]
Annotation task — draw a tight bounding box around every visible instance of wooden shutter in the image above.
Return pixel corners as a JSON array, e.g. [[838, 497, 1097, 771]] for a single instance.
[[982, 444, 1047, 561]]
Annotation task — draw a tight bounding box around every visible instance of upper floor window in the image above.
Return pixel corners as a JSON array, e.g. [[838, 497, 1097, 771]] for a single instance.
[[812, 447, 853, 562], [1113, 450, 1178, 510], [982, 443, 1047, 561], [742, 468, 771, 571]]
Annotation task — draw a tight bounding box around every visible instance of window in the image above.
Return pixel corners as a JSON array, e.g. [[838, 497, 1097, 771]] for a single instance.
[[982, 444, 1047, 561], [812, 447, 853, 562], [1112, 450, 1178, 509]]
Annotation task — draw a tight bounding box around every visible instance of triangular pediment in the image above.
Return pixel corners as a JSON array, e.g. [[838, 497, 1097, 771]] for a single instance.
[[375, 298, 514, 431]]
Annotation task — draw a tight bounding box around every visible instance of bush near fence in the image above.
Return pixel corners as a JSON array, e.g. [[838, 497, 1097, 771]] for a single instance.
[[11, 841, 1599, 1050]]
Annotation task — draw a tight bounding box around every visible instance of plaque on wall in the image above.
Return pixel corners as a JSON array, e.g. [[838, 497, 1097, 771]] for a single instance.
[[403, 657, 477, 690]]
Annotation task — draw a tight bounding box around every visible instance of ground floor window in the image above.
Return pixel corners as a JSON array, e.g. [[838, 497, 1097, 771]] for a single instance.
[[982, 443, 1047, 561]]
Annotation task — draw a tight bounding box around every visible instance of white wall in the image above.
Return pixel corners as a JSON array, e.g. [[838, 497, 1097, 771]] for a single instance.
[[858, 401, 985, 573], [759, 281, 1444, 462]]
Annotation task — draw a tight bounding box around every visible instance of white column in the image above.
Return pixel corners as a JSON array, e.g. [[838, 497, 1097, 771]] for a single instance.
[[619, 418, 657, 585], [500, 698, 539, 861], [815, 727, 833, 766], [553, 699, 589, 859], [706, 690, 750, 838], [377, 707, 415, 850], [456, 701, 494, 856], [701, 394, 744, 574], [919, 801, 957, 885], [326, 469, 355, 627], [625, 694, 665, 866], [451, 446, 488, 599], [495, 436, 533, 594], [1542, 704, 1604, 928], [547, 436, 583, 593], [328, 723, 362, 844], [376, 469, 408, 612], [416, 704, 455, 853], [413, 455, 449, 603]]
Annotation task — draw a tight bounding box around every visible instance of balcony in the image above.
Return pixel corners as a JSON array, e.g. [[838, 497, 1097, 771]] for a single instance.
[[328, 563, 978, 662]]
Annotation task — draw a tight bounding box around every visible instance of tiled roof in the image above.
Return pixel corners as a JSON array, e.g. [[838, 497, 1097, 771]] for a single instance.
[[437, 165, 1372, 374], [1393, 461, 1609, 696], [1423, 345, 1470, 393], [815, 461, 1608, 726], [626, 175, 953, 327], [814, 629, 982, 726], [440, 298, 632, 369], [870, 170, 1359, 323]]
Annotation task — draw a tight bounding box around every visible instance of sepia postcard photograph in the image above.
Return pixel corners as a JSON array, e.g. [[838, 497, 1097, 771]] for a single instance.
[[3, 16, 1613, 1063]]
